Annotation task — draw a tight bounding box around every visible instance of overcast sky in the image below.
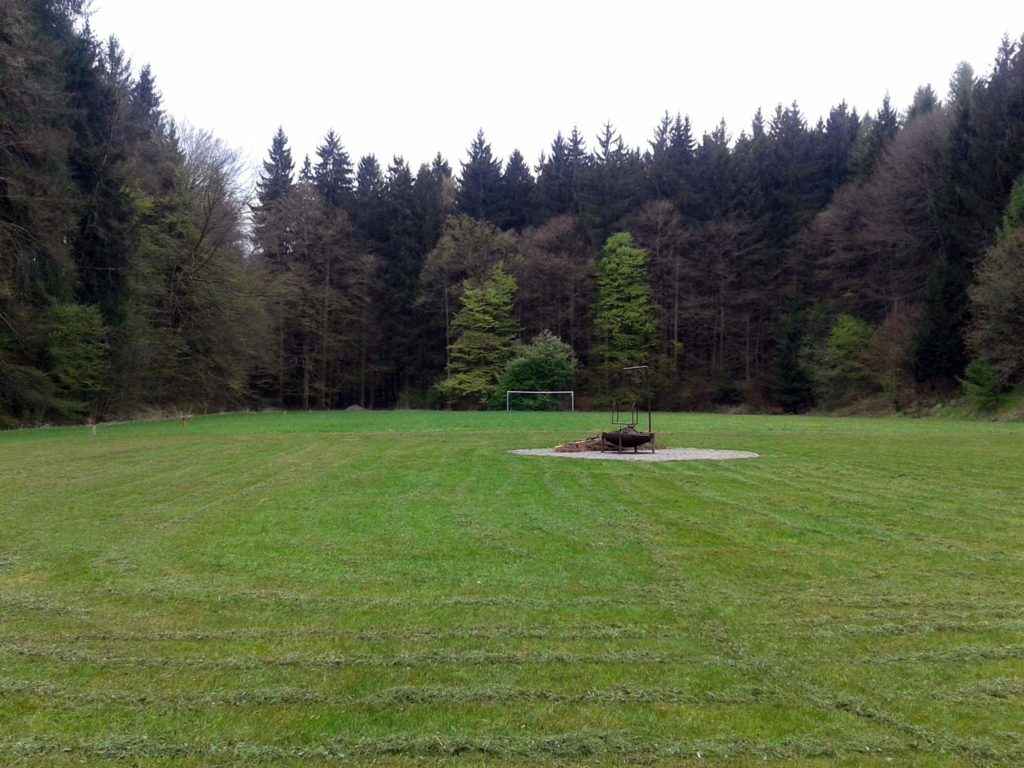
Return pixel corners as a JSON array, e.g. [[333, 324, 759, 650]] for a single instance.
[[88, 1, 1022, 184]]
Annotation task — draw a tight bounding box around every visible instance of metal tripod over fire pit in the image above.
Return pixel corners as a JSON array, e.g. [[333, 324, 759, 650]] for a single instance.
[[601, 365, 655, 453]]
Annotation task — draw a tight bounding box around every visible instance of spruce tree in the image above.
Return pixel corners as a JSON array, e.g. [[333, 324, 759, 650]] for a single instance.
[[256, 127, 295, 205], [352, 154, 386, 243], [907, 84, 940, 122], [456, 129, 503, 224], [536, 131, 573, 218], [580, 122, 641, 239], [591, 232, 658, 396], [314, 129, 354, 210], [377, 156, 424, 398], [499, 148, 536, 230], [436, 263, 519, 408], [968, 174, 1024, 383]]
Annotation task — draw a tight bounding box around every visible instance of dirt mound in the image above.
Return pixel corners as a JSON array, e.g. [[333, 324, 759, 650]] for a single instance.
[[344, 404, 366, 412]]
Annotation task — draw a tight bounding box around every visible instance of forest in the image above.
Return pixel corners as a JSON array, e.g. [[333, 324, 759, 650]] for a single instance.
[[2, 1, 1024, 425]]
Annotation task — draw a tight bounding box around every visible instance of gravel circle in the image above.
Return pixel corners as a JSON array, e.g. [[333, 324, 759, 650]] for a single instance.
[[510, 448, 759, 462]]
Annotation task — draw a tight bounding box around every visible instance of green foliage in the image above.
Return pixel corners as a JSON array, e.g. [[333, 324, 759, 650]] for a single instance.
[[818, 314, 876, 406], [498, 330, 577, 410], [46, 303, 110, 416], [591, 233, 658, 395], [771, 311, 815, 413], [5, 8, 1024, 422], [960, 359, 1003, 411], [861, 308, 917, 409], [911, 252, 971, 386], [456, 129, 504, 224], [968, 174, 1024, 384], [437, 264, 519, 408]]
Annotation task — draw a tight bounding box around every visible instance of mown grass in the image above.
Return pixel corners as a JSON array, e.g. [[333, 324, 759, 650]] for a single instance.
[[1, 410, 1022, 766]]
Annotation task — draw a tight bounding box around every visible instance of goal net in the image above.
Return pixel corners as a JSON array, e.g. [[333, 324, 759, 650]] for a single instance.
[[505, 390, 575, 412]]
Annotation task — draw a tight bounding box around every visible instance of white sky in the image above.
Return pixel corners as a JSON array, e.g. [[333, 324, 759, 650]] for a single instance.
[[88, 1, 1022, 183]]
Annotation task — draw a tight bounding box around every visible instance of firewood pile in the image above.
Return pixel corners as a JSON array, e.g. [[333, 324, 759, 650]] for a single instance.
[[554, 434, 665, 452], [554, 434, 611, 452]]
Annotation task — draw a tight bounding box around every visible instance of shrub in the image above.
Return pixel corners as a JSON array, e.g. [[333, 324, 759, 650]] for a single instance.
[[960, 359, 1002, 411], [498, 331, 577, 410]]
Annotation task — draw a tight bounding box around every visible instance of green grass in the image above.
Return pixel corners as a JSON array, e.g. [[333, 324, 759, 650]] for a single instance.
[[1, 410, 1022, 766]]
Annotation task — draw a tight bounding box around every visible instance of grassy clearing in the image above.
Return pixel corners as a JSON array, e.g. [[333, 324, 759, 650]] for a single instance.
[[1, 410, 1022, 766]]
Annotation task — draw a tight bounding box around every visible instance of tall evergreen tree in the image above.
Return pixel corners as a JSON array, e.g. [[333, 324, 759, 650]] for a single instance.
[[436, 263, 519, 408], [377, 156, 426, 399], [580, 122, 641, 239], [907, 84, 940, 122], [352, 154, 387, 243], [255, 127, 294, 205], [414, 153, 455, 255], [314, 129, 354, 210], [968, 173, 1024, 383], [456, 129, 503, 223], [590, 232, 658, 396], [499, 148, 536, 230]]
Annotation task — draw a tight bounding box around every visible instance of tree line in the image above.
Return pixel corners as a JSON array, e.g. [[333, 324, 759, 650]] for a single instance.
[[2, 1, 1024, 425]]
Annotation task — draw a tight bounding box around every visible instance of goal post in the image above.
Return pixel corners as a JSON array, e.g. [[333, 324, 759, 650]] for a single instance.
[[505, 390, 575, 412]]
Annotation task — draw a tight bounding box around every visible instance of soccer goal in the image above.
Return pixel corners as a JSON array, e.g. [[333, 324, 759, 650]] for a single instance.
[[505, 390, 575, 411]]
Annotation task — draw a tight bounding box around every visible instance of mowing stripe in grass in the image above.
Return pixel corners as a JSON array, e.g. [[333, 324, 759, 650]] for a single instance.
[[0, 680, 779, 708], [5, 616, 1020, 646], [3, 732, 1021, 762], [0, 624, 680, 644], [8, 639, 1021, 671], [9, 678, 1019, 710], [0, 642, 696, 669]]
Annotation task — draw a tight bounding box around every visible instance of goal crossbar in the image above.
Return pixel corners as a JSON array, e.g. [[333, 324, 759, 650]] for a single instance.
[[506, 390, 575, 411]]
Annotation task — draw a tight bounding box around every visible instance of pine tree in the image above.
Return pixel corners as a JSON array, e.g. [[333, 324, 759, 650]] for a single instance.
[[256, 127, 294, 205], [414, 153, 455, 255], [645, 111, 675, 200], [591, 232, 658, 396], [536, 131, 580, 219], [968, 173, 1024, 383], [855, 93, 900, 176], [499, 148, 536, 230], [907, 84, 940, 122], [692, 120, 733, 220], [580, 122, 641, 239], [377, 156, 425, 399], [352, 154, 386, 243], [770, 310, 815, 412], [436, 263, 519, 408], [456, 129, 503, 224], [421, 216, 518, 388], [314, 129, 354, 210]]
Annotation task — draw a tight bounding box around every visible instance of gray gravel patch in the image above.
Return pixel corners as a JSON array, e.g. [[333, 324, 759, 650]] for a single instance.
[[510, 448, 759, 462]]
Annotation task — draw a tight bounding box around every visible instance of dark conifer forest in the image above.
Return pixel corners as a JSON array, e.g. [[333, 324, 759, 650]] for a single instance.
[[3, 2, 1024, 425]]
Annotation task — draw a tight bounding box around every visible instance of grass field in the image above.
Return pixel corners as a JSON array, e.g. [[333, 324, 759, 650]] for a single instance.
[[1, 410, 1023, 766]]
